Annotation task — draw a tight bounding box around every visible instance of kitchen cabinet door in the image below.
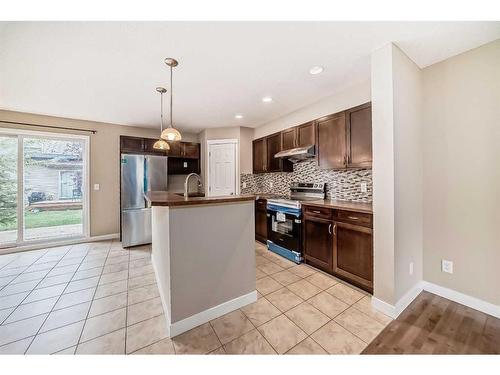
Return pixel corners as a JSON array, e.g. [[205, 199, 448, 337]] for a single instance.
[[266, 132, 282, 172], [303, 217, 333, 272], [166, 141, 182, 157], [332, 221, 373, 292], [255, 199, 268, 244], [297, 121, 315, 148], [120, 136, 144, 153], [253, 138, 267, 173], [346, 103, 372, 168], [182, 142, 200, 159], [281, 128, 297, 150], [317, 113, 347, 169]]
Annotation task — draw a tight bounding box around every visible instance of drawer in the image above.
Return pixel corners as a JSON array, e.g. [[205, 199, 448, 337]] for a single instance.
[[335, 210, 372, 226], [303, 205, 332, 219], [255, 199, 267, 212]]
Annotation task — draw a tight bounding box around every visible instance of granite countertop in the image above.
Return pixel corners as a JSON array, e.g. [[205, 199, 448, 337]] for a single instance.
[[301, 199, 373, 214], [145, 191, 255, 207]]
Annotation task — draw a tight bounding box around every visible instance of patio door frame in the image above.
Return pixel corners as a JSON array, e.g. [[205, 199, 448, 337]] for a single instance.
[[0, 127, 90, 249]]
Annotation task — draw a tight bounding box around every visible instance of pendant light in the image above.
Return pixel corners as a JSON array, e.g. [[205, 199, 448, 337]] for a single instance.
[[153, 87, 170, 150], [160, 58, 182, 141]]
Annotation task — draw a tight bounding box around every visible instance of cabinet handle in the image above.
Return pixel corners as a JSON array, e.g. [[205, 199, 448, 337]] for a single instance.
[[348, 216, 358, 220], [333, 224, 337, 236], [312, 210, 321, 214], [328, 223, 332, 235]]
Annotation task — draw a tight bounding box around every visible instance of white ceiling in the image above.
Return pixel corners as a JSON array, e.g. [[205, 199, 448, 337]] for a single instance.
[[1, 22, 499, 132]]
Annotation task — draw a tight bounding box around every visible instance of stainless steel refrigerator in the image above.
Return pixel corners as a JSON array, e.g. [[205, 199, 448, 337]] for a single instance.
[[120, 154, 168, 247]]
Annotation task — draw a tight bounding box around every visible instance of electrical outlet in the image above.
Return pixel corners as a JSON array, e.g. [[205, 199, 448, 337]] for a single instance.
[[93, 184, 100, 191], [442, 259, 453, 274], [242, 182, 247, 188], [183, 162, 188, 168], [270, 182, 273, 188], [360, 182, 368, 193], [409, 262, 414, 275]]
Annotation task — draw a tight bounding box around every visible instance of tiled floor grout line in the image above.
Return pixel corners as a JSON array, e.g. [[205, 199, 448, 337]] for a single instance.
[[74, 242, 114, 353], [1, 246, 75, 328], [0, 250, 50, 291], [23, 243, 96, 354]]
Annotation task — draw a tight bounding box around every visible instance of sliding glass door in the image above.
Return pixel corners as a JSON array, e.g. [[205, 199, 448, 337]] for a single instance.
[[0, 129, 89, 248]]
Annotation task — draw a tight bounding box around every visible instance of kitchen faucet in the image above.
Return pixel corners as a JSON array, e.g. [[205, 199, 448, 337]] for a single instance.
[[184, 173, 203, 197]]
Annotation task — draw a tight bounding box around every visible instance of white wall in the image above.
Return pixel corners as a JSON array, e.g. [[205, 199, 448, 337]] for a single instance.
[[371, 44, 396, 305], [371, 43, 424, 306], [392, 46, 424, 301], [422, 39, 500, 305], [253, 81, 371, 139]]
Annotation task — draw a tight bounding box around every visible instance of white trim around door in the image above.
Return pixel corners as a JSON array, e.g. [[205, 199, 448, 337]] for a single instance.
[[206, 139, 239, 197]]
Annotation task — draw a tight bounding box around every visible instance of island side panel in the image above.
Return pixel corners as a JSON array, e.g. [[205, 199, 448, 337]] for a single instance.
[[168, 201, 256, 324], [151, 206, 172, 330]]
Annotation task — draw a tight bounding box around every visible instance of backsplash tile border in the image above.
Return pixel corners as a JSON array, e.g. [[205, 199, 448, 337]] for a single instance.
[[240, 160, 372, 202]]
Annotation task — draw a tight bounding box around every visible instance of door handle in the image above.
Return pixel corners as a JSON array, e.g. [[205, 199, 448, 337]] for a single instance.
[[328, 223, 332, 235]]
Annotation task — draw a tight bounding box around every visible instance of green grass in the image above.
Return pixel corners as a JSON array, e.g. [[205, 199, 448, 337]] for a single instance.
[[0, 209, 82, 231]]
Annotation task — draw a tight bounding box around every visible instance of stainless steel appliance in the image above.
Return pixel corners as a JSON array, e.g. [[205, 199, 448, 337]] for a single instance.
[[274, 144, 316, 162], [266, 182, 325, 263], [120, 154, 168, 247]]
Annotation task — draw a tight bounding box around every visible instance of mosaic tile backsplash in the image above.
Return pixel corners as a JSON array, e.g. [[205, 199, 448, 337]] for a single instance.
[[240, 160, 372, 202]]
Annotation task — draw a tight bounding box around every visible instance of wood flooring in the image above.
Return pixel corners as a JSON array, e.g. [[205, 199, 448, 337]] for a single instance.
[[362, 291, 500, 354]]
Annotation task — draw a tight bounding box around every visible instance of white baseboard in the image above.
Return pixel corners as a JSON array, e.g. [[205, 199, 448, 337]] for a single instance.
[[372, 280, 500, 319], [421, 281, 500, 319], [371, 282, 423, 319], [169, 290, 257, 337], [0, 233, 120, 255]]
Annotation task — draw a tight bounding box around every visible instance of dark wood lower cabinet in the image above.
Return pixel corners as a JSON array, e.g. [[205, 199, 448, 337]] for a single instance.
[[255, 199, 268, 244], [303, 218, 333, 273], [332, 221, 373, 293], [303, 206, 373, 293]]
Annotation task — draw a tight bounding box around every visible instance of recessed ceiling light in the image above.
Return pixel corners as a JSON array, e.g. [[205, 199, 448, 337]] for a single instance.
[[309, 66, 324, 75], [262, 96, 273, 103], [234, 114, 244, 119]]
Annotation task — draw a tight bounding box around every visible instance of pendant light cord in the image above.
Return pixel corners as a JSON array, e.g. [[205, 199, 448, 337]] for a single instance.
[[169, 65, 173, 128], [160, 90, 164, 132]]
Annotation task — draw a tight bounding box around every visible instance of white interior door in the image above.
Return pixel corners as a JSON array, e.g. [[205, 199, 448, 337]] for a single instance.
[[208, 141, 237, 197]]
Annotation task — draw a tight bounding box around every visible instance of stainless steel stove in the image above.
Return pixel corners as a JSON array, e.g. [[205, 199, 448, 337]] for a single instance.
[[266, 182, 325, 263]]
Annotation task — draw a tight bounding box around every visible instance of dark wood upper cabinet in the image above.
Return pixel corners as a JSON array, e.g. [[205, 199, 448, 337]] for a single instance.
[[120, 136, 200, 175], [303, 217, 333, 273], [332, 221, 373, 292], [166, 141, 182, 157], [346, 103, 372, 168], [182, 142, 200, 159], [266, 132, 282, 172], [317, 112, 347, 169], [281, 128, 297, 150], [252, 138, 267, 174], [296, 121, 315, 147], [120, 136, 144, 153]]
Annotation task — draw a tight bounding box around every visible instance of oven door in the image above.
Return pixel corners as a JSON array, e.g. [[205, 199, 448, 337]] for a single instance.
[[266, 206, 302, 253]]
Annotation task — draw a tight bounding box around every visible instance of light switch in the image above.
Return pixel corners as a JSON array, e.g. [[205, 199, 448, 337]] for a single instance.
[[183, 162, 188, 168], [93, 184, 100, 191]]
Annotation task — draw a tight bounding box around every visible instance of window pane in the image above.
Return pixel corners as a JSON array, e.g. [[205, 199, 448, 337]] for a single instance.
[[23, 137, 84, 241], [0, 136, 18, 245]]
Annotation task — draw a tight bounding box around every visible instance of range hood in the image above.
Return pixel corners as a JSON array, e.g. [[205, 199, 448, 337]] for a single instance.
[[274, 145, 316, 162]]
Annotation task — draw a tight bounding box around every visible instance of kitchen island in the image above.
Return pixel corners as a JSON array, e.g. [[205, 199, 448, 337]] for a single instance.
[[144, 191, 256, 337]]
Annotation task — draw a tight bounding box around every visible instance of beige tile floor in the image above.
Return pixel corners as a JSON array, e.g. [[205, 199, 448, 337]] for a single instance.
[[0, 240, 392, 354]]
